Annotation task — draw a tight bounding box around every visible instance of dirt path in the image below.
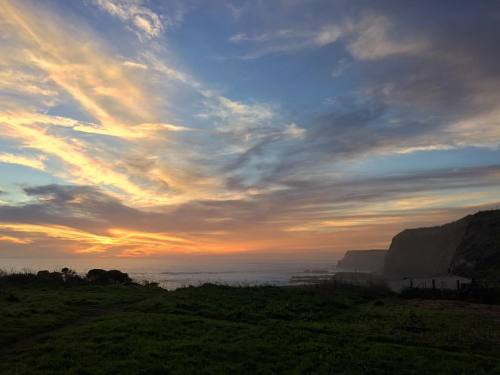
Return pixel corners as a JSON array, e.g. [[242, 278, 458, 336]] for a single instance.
[[0, 297, 151, 357]]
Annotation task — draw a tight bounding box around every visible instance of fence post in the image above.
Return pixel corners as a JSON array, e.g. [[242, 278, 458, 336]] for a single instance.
[[432, 279, 436, 289]]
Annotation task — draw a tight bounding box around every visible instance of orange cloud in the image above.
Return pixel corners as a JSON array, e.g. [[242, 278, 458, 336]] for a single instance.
[[0, 235, 32, 245], [0, 223, 195, 256], [0, 152, 46, 170], [0, 1, 219, 207], [0, 1, 157, 137], [0, 116, 149, 199]]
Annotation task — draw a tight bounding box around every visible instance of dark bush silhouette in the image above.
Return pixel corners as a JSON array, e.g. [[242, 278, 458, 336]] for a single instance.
[[61, 267, 84, 284], [86, 269, 108, 284], [86, 269, 132, 284], [0, 272, 39, 285], [0, 267, 133, 286], [37, 270, 64, 283]]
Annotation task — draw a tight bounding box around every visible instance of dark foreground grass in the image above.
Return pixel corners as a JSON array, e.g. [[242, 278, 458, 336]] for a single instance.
[[0, 283, 499, 374]]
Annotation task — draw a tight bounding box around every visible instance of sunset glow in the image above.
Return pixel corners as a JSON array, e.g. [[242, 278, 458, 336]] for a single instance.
[[1, 0, 500, 261]]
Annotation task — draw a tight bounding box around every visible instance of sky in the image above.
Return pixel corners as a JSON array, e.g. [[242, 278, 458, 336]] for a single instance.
[[0, 0, 500, 263]]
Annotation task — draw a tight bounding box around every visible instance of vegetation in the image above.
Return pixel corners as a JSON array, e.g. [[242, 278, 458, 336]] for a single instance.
[[0, 268, 132, 287], [400, 285, 500, 305], [0, 273, 499, 374]]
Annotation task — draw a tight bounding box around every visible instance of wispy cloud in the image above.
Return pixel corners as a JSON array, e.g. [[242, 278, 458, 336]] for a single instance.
[[229, 13, 424, 60], [0, 1, 159, 137], [92, 0, 190, 41], [345, 13, 427, 60], [0, 153, 46, 171], [0, 1, 207, 206], [93, 0, 164, 40]]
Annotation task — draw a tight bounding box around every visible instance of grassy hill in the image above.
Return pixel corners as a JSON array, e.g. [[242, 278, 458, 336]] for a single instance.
[[0, 282, 499, 374]]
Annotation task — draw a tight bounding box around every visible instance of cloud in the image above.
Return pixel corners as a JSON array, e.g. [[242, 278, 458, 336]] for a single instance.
[[1, 0, 500, 259], [1, 166, 499, 255], [0, 0, 303, 209], [92, 0, 191, 42], [228, 11, 424, 60], [0, 68, 59, 106], [0, 1, 210, 206], [0, 185, 193, 255], [0, 113, 152, 201], [0, 153, 46, 171], [0, 235, 32, 245], [122, 60, 149, 69], [350, 4, 500, 149], [283, 123, 305, 139], [93, 0, 163, 39], [199, 94, 276, 144], [224, 1, 500, 188], [345, 13, 426, 60], [0, 1, 161, 137]]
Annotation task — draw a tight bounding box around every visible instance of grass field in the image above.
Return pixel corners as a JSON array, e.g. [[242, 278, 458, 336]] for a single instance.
[[0, 283, 499, 374]]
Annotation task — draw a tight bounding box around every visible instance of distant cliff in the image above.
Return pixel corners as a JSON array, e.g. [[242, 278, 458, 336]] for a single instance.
[[384, 210, 500, 281], [337, 250, 387, 273]]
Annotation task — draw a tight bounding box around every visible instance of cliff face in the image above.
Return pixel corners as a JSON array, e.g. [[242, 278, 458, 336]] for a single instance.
[[384, 210, 500, 279], [384, 215, 471, 276], [450, 210, 500, 281], [337, 250, 387, 273]]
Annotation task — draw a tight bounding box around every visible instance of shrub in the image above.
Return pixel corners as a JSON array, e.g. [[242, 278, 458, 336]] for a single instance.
[[86, 269, 132, 284], [0, 272, 38, 285], [37, 270, 64, 283], [61, 268, 84, 285]]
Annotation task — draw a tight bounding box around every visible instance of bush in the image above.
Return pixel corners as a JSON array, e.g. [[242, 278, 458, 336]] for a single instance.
[[0, 267, 132, 287], [61, 268, 85, 285], [37, 270, 64, 283], [86, 269, 132, 285], [0, 272, 39, 285]]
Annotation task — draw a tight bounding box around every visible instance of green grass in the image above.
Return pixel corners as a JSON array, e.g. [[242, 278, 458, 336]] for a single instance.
[[0, 283, 499, 374]]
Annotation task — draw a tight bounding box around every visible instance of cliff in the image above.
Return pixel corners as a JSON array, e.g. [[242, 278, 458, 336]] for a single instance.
[[337, 250, 387, 273], [384, 210, 500, 281], [384, 216, 469, 276], [450, 210, 500, 281]]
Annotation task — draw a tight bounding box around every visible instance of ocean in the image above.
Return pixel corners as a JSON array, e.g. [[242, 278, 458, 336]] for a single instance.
[[130, 270, 299, 290], [0, 257, 338, 290]]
